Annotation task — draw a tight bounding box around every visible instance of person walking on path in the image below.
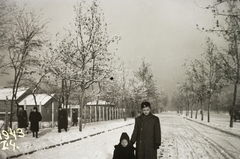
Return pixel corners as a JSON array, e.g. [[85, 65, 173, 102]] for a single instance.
[[58, 106, 68, 132], [131, 101, 161, 159], [72, 110, 78, 126], [17, 106, 28, 134], [29, 106, 42, 138], [113, 132, 135, 159]]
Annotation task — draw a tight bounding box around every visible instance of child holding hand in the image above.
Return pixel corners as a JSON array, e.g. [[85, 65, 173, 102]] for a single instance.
[[113, 132, 135, 159]]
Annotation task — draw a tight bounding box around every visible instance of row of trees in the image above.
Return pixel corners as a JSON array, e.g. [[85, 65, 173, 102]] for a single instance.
[[0, 0, 168, 131], [172, 0, 239, 127]]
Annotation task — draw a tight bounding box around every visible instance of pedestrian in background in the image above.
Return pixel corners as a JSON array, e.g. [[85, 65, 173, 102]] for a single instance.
[[72, 110, 78, 126], [17, 106, 28, 134], [113, 132, 135, 159], [29, 106, 42, 138], [131, 101, 161, 159], [58, 106, 68, 132]]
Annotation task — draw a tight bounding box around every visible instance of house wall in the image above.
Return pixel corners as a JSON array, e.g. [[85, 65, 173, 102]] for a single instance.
[[41, 99, 59, 122], [0, 100, 18, 121], [19, 99, 59, 122], [0, 88, 31, 121]]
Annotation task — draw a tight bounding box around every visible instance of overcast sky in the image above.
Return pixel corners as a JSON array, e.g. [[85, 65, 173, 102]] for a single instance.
[[1, 0, 226, 98]]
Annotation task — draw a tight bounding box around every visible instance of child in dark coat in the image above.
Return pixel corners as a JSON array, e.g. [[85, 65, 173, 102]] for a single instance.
[[113, 132, 135, 159]]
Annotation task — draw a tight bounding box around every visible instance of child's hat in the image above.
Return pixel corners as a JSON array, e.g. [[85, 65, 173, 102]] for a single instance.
[[120, 132, 129, 142]]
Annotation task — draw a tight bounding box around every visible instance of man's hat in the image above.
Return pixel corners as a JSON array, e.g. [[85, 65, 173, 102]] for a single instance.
[[141, 101, 151, 109]]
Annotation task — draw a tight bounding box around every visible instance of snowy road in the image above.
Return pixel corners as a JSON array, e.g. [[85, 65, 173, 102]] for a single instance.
[[18, 113, 240, 159], [160, 113, 240, 159]]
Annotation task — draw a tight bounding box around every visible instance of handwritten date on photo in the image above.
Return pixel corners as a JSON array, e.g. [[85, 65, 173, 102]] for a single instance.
[[0, 128, 25, 151]]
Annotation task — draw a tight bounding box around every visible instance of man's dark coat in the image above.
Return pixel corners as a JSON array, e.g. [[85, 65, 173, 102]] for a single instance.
[[131, 113, 161, 159], [58, 109, 68, 130], [29, 111, 42, 132], [17, 110, 28, 128]]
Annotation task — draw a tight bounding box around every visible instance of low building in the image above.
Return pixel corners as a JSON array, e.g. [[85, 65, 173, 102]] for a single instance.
[[0, 87, 30, 120], [18, 94, 59, 122]]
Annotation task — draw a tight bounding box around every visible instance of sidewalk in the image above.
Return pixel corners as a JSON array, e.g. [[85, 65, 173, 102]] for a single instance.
[[180, 113, 240, 138], [0, 118, 135, 159]]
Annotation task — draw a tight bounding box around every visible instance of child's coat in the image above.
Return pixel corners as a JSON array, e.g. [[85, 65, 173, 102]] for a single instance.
[[113, 132, 135, 159]]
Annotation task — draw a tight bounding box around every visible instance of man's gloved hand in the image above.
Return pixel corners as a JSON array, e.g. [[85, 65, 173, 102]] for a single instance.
[[154, 143, 160, 150]]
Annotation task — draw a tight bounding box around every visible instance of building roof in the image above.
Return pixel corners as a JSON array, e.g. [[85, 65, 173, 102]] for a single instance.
[[18, 94, 55, 106], [86, 100, 114, 106], [0, 87, 28, 100]]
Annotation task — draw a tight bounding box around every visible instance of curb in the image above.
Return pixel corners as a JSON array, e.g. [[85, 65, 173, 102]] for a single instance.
[[184, 117, 240, 139], [6, 123, 134, 159]]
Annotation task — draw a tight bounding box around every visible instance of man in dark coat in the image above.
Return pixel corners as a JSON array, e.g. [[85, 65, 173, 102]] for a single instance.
[[17, 106, 28, 131], [58, 106, 68, 132], [29, 106, 42, 138], [131, 101, 161, 159], [113, 132, 135, 159], [72, 110, 78, 126]]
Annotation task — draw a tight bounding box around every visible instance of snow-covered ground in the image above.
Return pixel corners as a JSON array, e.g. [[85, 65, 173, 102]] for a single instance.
[[1, 112, 240, 159], [162, 114, 240, 159], [0, 118, 135, 159], [183, 112, 240, 138]]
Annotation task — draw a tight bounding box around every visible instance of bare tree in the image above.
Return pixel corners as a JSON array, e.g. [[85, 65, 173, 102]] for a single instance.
[[48, 0, 120, 131], [183, 38, 226, 121], [0, 0, 16, 75], [178, 80, 196, 118], [6, 9, 48, 128], [135, 59, 165, 113], [135, 59, 155, 100], [200, 38, 226, 122], [171, 90, 186, 114], [200, 0, 240, 127], [184, 58, 208, 120]]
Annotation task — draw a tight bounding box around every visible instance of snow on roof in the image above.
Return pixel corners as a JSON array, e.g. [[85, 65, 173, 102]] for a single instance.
[[0, 87, 28, 100], [86, 100, 114, 106], [18, 94, 55, 106]]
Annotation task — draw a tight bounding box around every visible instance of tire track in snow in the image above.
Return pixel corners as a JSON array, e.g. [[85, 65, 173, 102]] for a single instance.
[[180, 121, 222, 159], [158, 114, 236, 159], [183, 118, 238, 159]]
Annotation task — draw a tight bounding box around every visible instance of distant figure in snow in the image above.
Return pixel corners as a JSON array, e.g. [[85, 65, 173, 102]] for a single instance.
[[131, 101, 161, 159], [17, 106, 28, 134], [29, 106, 42, 138], [58, 106, 68, 132], [72, 110, 78, 126], [113, 132, 135, 159]]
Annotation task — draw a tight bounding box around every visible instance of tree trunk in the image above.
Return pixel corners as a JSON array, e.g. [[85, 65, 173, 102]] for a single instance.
[[230, 82, 238, 127], [191, 103, 193, 118], [195, 109, 198, 119], [4, 97, 9, 131], [10, 97, 14, 129], [79, 89, 85, 131], [208, 97, 211, 123], [201, 99, 203, 121], [186, 101, 190, 116], [61, 79, 65, 107]]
